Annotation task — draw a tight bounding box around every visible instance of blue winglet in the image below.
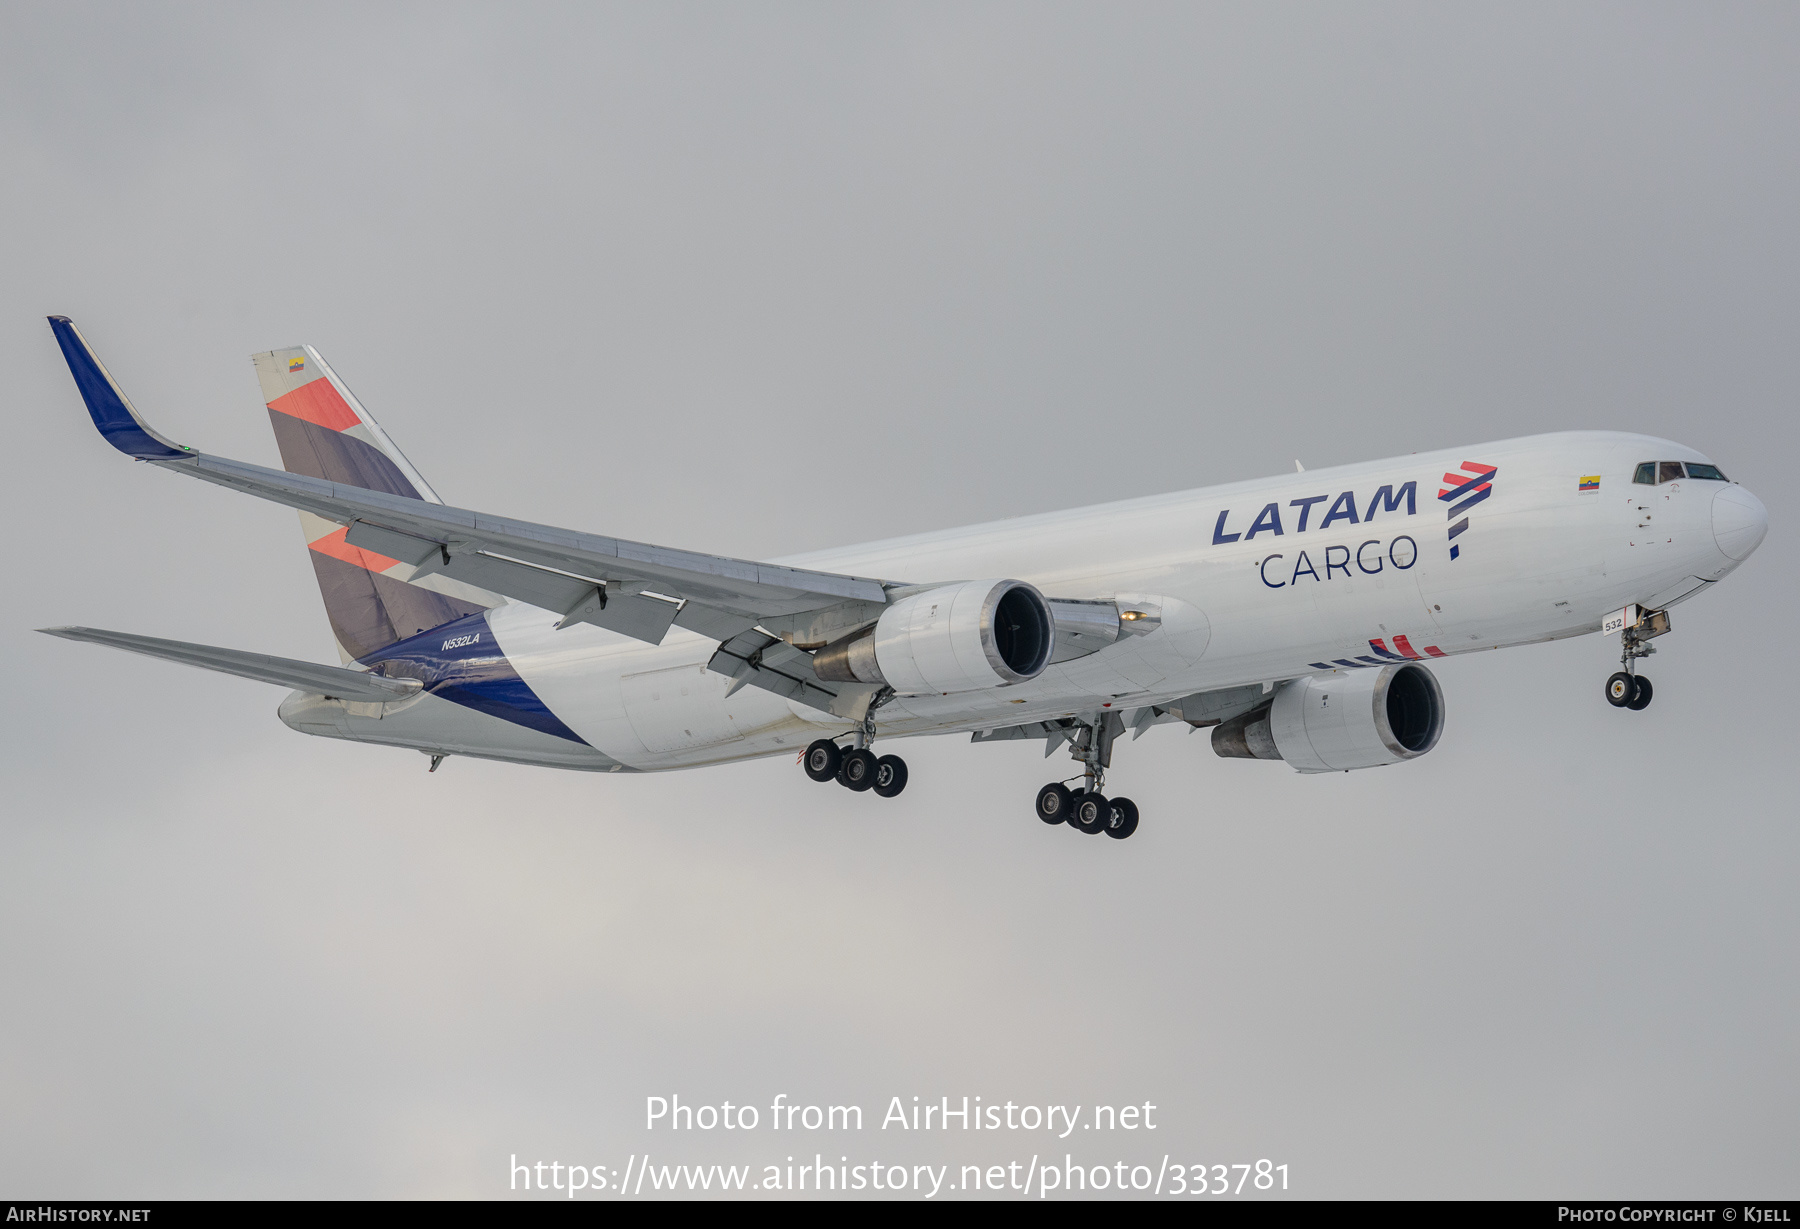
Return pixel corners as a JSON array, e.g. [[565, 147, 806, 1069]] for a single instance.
[[47, 316, 194, 459]]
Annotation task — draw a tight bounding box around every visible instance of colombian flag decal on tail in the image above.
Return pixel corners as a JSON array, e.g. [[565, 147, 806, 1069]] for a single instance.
[[288, 357, 304, 373]]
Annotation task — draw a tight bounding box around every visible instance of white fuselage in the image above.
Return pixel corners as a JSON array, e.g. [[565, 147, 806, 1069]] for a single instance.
[[292, 430, 1763, 772]]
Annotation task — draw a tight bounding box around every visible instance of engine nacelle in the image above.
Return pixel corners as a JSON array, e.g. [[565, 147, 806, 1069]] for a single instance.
[[1212, 662, 1444, 772], [813, 579, 1054, 694]]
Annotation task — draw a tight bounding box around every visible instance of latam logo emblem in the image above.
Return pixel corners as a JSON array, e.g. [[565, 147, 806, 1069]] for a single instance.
[[1439, 461, 1497, 560], [1310, 634, 1447, 671], [288, 356, 305, 373]]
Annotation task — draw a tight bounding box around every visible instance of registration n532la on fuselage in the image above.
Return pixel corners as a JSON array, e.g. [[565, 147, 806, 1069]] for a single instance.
[[41, 317, 1767, 840]]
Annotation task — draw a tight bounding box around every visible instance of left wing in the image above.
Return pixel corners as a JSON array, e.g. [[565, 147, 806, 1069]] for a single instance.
[[49, 316, 893, 648]]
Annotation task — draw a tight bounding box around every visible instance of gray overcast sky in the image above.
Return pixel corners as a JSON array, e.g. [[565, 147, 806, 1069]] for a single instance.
[[2, 2, 1796, 1199]]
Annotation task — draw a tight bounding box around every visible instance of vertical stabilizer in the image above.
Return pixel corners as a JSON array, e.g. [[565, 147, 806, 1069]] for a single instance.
[[254, 346, 441, 500], [253, 347, 495, 662]]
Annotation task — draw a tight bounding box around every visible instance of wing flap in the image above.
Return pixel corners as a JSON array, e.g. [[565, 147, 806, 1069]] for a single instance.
[[706, 628, 882, 720], [38, 626, 423, 701], [671, 602, 760, 642], [341, 519, 685, 645], [170, 451, 885, 623]]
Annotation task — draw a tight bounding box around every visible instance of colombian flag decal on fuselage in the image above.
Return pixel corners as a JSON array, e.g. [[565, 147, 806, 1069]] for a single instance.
[[1579, 475, 1600, 492]]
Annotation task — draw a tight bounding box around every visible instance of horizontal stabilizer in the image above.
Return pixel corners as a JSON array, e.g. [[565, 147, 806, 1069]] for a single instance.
[[38, 626, 423, 702]]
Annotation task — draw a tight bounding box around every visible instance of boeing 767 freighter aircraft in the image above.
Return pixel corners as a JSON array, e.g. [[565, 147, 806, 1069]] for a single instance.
[[41, 317, 1768, 839]]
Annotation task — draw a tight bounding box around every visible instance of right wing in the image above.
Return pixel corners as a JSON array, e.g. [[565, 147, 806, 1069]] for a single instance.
[[38, 627, 423, 702]]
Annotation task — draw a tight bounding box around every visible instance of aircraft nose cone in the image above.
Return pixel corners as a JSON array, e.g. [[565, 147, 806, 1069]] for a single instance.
[[1712, 484, 1768, 561]]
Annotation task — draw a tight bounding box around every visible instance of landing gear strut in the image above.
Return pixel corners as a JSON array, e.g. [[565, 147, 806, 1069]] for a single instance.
[[1033, 712, 1140, 840]]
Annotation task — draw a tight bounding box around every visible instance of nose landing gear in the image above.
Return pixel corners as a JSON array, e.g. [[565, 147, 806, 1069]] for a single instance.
[[1606, 607, 1669, 711]]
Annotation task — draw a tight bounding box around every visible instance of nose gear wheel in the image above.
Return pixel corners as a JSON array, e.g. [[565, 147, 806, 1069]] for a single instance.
[[1605, 672, 1634, 707]]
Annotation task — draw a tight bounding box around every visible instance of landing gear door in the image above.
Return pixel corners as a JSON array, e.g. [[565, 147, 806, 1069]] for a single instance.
[[1633, 608, 1672, 640], [1603, 604, 1670, 643]]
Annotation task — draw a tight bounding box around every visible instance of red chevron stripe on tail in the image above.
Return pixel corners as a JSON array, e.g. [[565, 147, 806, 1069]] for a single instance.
[[267, 378, 362, 432], [306, 525, 401, 574]]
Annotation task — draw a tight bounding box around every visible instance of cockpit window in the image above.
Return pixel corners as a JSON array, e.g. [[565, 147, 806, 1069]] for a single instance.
[[1635, 461, 1713, 484]]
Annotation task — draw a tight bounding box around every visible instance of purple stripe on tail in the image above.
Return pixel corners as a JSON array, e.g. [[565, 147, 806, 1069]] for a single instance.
[[268, 411, 422, 497]]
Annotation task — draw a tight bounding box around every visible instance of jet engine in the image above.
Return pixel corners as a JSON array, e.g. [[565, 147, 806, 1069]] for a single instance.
[[813, 579, 1054, 694], [1212, 662, 1444, 772]]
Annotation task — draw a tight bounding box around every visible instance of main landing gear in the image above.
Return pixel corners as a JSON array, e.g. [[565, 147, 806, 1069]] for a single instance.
[[1036, 782, 1139, 839], [1605, 607, 1670, 712], [1033, 713, 1140, 840], [802, 738, 908, 799]]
